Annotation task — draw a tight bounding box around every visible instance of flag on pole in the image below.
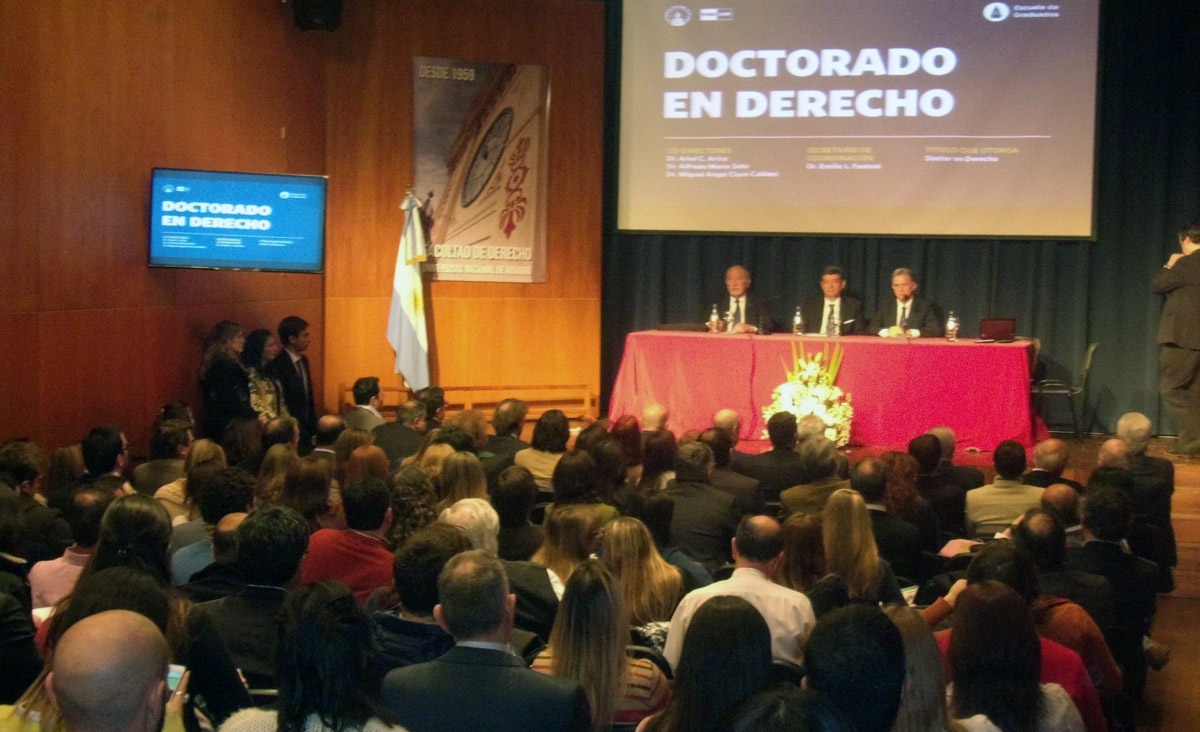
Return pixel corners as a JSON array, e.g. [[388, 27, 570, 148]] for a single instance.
[[386, 192, 430, 391]]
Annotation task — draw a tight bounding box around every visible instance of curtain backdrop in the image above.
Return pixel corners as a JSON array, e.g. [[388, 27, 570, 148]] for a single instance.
[[601, 0, 1200, 436]]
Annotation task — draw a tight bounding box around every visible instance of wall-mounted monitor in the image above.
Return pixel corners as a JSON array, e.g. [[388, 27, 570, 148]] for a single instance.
[[149, 168, 327, 272]]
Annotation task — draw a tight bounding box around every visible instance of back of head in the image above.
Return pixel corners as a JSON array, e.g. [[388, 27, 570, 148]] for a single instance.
[[275, 581, 379, 731], [236, 505, 310, 586], [767, 411, 798, 450], [551, 449, 600, 504], [148, 419, 192, 461], [726, 686, 853, 732], [993, 440, 1027, 480], [573, 421, 610, 455], [821, 489, 880, 601], [1081, 485, 1130, 541], [80, 427, 123, 477], [240, 329, 272, 370], [46, 568, 172, 655], [735, 515, 784, 564], [1032, 438, 1068, 475], [393, 523, 473, 615], [51, 610, 168, 732], [1097, 438, 1130, 469], [183, 438, 227, 474], [712, 409, 740, 441], [906, 434, 942, 474], [674, 441, 714, 482], [437, 450, 487, 505], [538, 504, 603, 573], [796, 415, 827, 444], [342, 476, 391, 531], [1013, 508, 1067, 569], [314, 415, 346, 448], [197, 467, 255, 526], [549, 559, 626, 729], [641, 404, 668, 431], [1116, 412, 1153, 456], [492, 399, 528, 437], [965, 540, 1039, 604], [68, 488, 117, 549], [212, 513, 246, 563], [883, 605, 954, 732], [1040, 483, 1080, 526], [333, 428, 373, 468], [88, 495, 172, 586], [798, 437, 837, 481], [640, 428, 678, 477], [261, 416, 299, 453], [439, 498, 500, 555], [429, 425, 476, 454], [925, 427, 955, 461], [279, 456, 333, 527], [436, 550, 509, 640], [947, 581, 1042, 732], [609, 416, 644, 466], [698, 428, 734, 469], [352, 376, 380, 406], [414, 386, 446, 423], [493, 466, 539, 526], [803, 604, 906, 732], [849, 457, 887, 503], [341, 445, 390, 486], [531, 409, 570, 453], [639, 494, 675, 548], [778, 512, 825, 593], [446, 409, 489, 451], [587, 438, 627, 497]]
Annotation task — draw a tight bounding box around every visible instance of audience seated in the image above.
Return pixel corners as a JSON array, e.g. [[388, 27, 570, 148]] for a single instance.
[[387, 465, 438, 549], [344, 376, 386, 433], [909, 432, 968, 538], [878, 451, 941, 553], [171, 467, 255, 586], [711, 409, 751, 472], [222, 417, 265, 476], [29, 487, 114, 608], [1041, 483, 1086, 547], [660, 443, 737, 572], [276, 457, 341, 532], [639, 495, 713, 593], [965, 440, 1043, 538], [433, 450, 487, 513], [734, 412, 808, 501], [178, 512, 247, 603], [846, 457, 923, 583], [550, 450, 619, 523], [310, 415, 346, 464], [532, 504, 605, 589], [926, 426, 985, 490], [664, 515, 815, 669], [340, 445, 390, 487], [697, 428, 764, 517], [774, 512, 825, 594], [379, 551, 590, 732], [1025, 438, 1085, 492], [479, 399, 530, 489], [609, 415, 645, 488], [300, 476, 395, 603], [1, 439, 73, 564], [779, 437, 849, 516], [493, 466, 544, 562], [155, 439, 226, 525], [168, 462, 222, 553], [808, 487, 905, 617], [884, 605, 974, 732], [515, 410, 571, 491], [1117, 412, 1177, 577], [132, 418, 191, 495], [1012, 508, 1116, 630], [373, 403, 427, 471], [598, 517, 683, 651], [636, 429, 677, 495], [804, 604, 907, 732]]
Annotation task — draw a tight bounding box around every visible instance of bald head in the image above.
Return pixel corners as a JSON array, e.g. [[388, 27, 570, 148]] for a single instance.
[[733, 515, 784, 567], [713, 409, 741, 443], [1097, 438, 1130, 469], [642, 404, 668, 431], [212, 511, 248, 563], [1032, 438, 1068, 475], [1041, 483, 1080, 526], [49, 610, 168, 732]]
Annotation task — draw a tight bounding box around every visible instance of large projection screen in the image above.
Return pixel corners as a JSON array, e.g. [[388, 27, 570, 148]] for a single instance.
[[617, 1, 1100, 238]]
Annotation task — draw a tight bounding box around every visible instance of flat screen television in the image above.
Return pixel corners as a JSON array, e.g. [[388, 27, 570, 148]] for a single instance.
[[149, 168, 327, 273]]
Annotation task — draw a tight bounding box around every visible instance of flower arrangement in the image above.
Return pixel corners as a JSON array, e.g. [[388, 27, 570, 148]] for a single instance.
[[762, 341, 854, 447]]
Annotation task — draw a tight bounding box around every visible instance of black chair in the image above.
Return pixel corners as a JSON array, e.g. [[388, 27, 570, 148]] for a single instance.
[[770, 658, 804, 686], [627, 644, 673, 681], [1032, 342, 1098, 437]]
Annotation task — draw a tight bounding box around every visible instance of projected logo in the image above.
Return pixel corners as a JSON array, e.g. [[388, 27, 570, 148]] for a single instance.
[[665, 5, 691, 26], [983, 2, 1011, 21]]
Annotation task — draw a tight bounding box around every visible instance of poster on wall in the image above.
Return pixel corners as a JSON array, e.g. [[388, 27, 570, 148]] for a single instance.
[[413, 57, 550, 283]]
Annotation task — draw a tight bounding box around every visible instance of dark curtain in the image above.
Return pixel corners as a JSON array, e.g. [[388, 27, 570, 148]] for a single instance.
[[600, 0, 1200, 435]]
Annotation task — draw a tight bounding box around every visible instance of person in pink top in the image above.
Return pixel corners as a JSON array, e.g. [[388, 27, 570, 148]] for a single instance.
[[29, 486, 115, 608]]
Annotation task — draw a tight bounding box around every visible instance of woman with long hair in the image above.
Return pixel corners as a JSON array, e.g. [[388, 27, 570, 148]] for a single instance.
[[639, 596, 773, 732], [551, 450, 619, 523], [219, 581, 403, 732], [79, 494, 174, 587], [947, 582, 1084, 732], [435, 450, 488, 513], [637, 429, 677, 494], [255, 443, 297, 507], [775, 512, 825, 593], [277, 457, 340, 532], [609, 415, 645, 487], [515, 410, 571, 490], [532, 560, 670, 731], [532, 504, 604, 589], [811, 488, 903, 616], [883, 605, 966, 732], [878, 451, 941, 552], [240, 329, 290, 422], [201, 320, 257, 441], [598, 517, 682, 628], [155, 439, 227, 523], [387, 466, 439, 549]]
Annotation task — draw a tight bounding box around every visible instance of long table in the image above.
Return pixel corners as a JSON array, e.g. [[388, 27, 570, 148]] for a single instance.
[[609, 331, 1047, 451]]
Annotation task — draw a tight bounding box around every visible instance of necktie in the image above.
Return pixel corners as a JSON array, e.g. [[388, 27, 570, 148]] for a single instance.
[[827, 304, 836, 336], [900, 305, 909, 329], [732, 298, 742, 325], [296, 357, 310, 408]]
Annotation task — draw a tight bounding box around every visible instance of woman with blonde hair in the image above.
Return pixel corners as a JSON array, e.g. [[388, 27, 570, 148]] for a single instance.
[[884, 605, 967, 732], [532, 560, 670, 731], [435, 450, 488, 512], [154, 438, 227, 523], [775, 512, 825, 593], [255, 443, 297, 507], [532, 504, 604, 589], [811, 488, 904, 616], [598, 517, 682, 627]]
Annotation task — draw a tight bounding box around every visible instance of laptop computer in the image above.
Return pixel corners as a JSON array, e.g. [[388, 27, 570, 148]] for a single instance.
[[978, 317, 1016, 342]]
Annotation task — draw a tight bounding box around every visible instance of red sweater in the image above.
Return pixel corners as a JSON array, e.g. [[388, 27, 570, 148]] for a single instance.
[[299, 529, 393, 603]]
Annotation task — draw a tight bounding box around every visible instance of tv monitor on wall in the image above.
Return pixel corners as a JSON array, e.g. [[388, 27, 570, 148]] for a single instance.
[[149, 168, 327, 273]]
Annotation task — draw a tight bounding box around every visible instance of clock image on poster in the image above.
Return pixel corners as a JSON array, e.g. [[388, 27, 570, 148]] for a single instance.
[[461, 107, 514, 208]]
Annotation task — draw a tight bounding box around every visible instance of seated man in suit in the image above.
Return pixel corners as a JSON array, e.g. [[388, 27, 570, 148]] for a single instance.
[[800, 266, 866, 335], [344, 376, 386, 432], [698, 428, 764, 517], [1023, 438, 1084, 492], [663, 442, 740, 572], [1041, 483, 1086, 547], [374, 402, 427, 470], [965, 440, 1044, 538], [720, 265, 774, 333], [780, 437, 850, 516], [481, 399, 531, 489], [713, 408, 752, 470], [1013, 508, 1115, 630], [1117, 411, 1177, 577], [736, 412, 809, 501], [379, 551, 590, 732], [850, 457, 922, 583], [908, 433, 967, 537], [872, 268, 943, 337], [926, 426, 985, 490]]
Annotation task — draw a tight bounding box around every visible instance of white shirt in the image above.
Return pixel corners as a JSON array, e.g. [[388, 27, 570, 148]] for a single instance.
[[663, 567, 816, 670], [727, 296, 746, 324]]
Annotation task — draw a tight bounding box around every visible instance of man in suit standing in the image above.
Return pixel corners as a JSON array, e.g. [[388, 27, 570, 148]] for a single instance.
[[800, 266, 866, 335], [872, 268, 943, 337], [268, 316, 316, 454], [1151, 221, 1200, 457], [720, 265, 774, 333], [344, 376, 385, 432], [379, 551, 590, 732]]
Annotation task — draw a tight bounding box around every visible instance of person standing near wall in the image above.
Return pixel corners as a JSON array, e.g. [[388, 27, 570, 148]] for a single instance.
[[1151, 220, 1200, 457]]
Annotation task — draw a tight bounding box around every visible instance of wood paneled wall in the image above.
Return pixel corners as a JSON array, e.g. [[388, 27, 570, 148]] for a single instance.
[[0, 2, 327, 453], [1, 0, 604, 455], [321, 0, 604, 412]]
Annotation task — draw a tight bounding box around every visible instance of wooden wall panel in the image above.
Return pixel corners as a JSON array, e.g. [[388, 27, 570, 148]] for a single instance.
[[322, 0, 604, 410], [0, 315, 40, 440]]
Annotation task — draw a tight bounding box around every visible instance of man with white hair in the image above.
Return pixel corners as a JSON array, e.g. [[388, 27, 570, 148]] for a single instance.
[[926, 426, 984, 490], [713, 408, 751, 470], [1117, 412, 1176, 576], [46, 610, 170, 732]]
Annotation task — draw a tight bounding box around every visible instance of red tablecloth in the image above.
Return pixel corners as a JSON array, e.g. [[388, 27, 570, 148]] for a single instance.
[[609, 331, 1047, 451]]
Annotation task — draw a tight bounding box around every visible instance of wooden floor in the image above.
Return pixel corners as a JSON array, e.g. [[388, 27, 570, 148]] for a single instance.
[[1138, 595, 1200, 732]]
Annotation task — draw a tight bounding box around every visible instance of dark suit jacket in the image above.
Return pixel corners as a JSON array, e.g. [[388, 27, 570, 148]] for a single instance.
[[916, 473, 967, 538], [482, 434, 530, 490], [710, 467, 766, 517], [933, 460, 985, 490], [1151, 250, 1200, 349], [1023, 469, 1084, 492], [1128, 454, 1176, 565], [735, 448, 809, 502], [379, 645, 591, 732], [868, 507, 924, 583], [663, 480, 738, 572], [871, 296, 943, 337], [501, 560, 559, 642], [715, 291, 776, 331], [201, 358, 257, 440], [267, 351, 316, 446], [196, 585, 289, 691], [1065, 540, 1158, 637], [800, 296, 866, 335], [373, 422, 424, 470], [1037, 568, 1116, 630]]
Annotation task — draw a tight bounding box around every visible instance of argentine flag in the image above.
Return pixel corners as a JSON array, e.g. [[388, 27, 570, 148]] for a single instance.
[[386, 192, 430, 391]]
